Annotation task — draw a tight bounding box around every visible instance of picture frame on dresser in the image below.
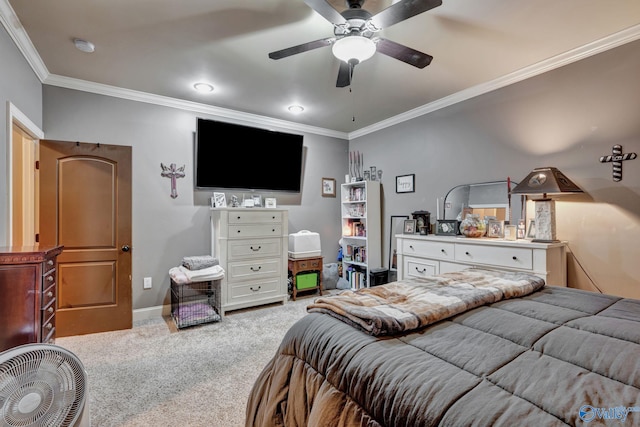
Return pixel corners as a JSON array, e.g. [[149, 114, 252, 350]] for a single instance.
[[403, 219, 417, 234], [526, 219, 536, 239], [487, 220, 504, 238], [436, 220, 459, 236], [213, 192, 226, 208]]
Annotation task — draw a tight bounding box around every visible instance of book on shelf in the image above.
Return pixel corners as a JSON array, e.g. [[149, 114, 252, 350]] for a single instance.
[[344, 219, 366, 237], [343, 245, 366, 263], [347, 187, 365, 202]]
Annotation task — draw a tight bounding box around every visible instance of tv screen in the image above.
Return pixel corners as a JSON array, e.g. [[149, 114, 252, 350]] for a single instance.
[[195, 118, 304, 192]]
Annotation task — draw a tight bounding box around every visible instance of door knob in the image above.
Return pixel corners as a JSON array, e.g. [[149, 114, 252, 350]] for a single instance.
[[122, 245, 130, 252]]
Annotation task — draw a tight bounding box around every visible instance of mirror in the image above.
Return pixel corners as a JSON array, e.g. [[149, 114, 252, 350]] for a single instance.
[[388, 215, 409, 281], [442, 180, 523, 223]]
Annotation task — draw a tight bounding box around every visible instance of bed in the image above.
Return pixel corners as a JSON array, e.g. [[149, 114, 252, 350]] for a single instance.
[[246, 268, 640, 426]]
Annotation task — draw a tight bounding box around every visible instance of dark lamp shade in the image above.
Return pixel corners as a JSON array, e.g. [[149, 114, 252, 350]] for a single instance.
[[510, 167, 583, 196]]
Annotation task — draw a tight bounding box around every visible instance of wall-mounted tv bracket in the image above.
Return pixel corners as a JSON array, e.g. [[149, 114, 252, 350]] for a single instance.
[[599, 145, 636, 182], [161, 163, 185, 198]]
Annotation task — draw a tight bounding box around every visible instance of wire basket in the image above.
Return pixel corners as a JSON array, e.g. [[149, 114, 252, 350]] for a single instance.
[[170, 279, 221, 329]]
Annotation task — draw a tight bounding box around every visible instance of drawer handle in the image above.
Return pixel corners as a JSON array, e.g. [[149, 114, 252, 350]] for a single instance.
[[47, 260, 54, 266], [47, 291, 54, 298], [512, 256, 518, 260], [47, 307, 54, 314], [250, 246, 261, 252], [440, 249, 446, 253], [237, 230, 242, 234], [250, 266, 262, 272], [250, 286, 261, 292], [415, 267, 427, 273], [237, 216, 241, 220], [409, 245, 414, 250], [465, 251, 470, 256], [45, 323, 53, 330], [47, 275, 54, 282]]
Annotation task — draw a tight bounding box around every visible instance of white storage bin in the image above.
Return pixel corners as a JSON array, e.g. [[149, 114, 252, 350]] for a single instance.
[[288, 230, 321, 259]]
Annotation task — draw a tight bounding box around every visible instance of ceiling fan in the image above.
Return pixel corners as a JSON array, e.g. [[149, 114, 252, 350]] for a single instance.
[[268, 0, 442, 87]]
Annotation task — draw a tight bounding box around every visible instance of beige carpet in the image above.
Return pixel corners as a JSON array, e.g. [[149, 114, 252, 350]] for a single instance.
[[56, 293, 329, 426]]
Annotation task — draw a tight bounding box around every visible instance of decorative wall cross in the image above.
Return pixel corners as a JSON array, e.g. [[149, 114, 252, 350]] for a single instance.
[[599, 145, 636, 182], [161, 163, 185, 198]]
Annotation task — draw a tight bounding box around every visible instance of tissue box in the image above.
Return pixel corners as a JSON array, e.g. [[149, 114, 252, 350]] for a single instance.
[[288, 230, 321, 259]]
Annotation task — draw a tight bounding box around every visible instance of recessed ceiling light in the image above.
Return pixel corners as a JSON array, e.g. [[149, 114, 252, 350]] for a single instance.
[[73, 38, 95, 53], [288, 105, 304, 114], [193, 83, 214, 93]]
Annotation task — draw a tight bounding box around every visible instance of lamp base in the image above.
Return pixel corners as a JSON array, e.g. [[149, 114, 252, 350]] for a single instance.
[[534, 199, 556, 242]]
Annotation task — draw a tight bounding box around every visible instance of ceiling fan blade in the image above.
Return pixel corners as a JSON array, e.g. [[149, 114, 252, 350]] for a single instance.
[[375, 38, 433, 68], [336, 61, 352, 87], [370, 0, 442, 29], [303, 0, 347, 25], [268, 38, 334, 60]]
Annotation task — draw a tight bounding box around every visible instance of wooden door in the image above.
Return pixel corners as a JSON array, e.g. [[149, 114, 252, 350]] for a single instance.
[[39, 140, 132, 336]]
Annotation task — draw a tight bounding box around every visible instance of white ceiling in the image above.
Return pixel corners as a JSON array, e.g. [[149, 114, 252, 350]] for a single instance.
[[3, 0, 640, 137]]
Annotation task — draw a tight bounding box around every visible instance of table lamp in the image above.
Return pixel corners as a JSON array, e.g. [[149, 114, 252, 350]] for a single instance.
[[510, 167, 583, 242]]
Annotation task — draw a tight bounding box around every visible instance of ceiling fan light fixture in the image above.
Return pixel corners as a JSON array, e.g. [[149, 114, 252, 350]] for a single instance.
[[332, 36, 376, 63]]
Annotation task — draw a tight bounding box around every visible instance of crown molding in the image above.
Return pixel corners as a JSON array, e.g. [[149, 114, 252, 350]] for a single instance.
[[42, 74, 347, 139], [0, 0, 48, 80], [349, 24, 640, 140]]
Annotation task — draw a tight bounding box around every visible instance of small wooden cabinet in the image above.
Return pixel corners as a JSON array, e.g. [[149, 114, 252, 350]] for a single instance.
[[288, 256, 323, 300], [396, 235, 566, 286], [0, 245, 63, 352]]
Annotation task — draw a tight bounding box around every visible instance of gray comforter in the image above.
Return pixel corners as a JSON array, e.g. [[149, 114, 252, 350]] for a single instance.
[[246, 280, 640, 426]]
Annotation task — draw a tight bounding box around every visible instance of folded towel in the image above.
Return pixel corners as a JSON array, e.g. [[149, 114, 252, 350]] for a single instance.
[[169, 266, 190, 284], [182, 255, 219, 270], [170, 265, 225, 284]]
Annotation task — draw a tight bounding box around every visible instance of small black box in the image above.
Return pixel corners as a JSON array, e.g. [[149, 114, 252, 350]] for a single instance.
[[369, 268, 389, 287]]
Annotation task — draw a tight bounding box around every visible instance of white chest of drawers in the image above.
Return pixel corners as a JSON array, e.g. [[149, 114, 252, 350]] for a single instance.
[[396, 235, 567, 286], [211, 208, 288, 314]]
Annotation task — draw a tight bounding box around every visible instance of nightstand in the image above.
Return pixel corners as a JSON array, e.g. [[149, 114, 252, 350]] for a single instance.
[[288, 256, 323, 300]]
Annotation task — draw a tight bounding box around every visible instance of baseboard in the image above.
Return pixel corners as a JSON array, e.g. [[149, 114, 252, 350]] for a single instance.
[[132, 304, 171, 323]]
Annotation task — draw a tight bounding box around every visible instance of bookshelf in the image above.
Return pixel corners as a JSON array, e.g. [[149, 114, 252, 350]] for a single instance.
[[340, 180, 381, 289]]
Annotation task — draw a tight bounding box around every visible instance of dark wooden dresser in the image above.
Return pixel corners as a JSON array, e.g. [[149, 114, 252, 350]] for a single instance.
[[0, 245, 63, 352]]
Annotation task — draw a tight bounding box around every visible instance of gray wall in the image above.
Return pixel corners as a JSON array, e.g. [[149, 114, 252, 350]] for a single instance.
[[0, 24, 43, 245], [3, 23, 639, 315], [351, 39, 640, 299], [41, 87, 348, 310]]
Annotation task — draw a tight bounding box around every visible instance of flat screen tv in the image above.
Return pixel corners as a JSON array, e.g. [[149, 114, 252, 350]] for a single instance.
[[195, 118, 304, 192]]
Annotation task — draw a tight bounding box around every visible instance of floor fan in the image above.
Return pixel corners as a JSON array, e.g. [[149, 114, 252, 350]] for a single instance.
[[0, 344, 90, 426]]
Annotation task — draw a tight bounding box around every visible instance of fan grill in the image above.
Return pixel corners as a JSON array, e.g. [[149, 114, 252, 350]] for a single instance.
[[0, 345, 87, 427]]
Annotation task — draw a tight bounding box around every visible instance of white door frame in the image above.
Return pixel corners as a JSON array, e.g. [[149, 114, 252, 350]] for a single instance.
[[5, 101, 44, 245]]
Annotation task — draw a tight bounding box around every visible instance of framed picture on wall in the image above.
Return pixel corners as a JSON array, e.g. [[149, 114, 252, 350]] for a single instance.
[[396, 174, 415, 193], [322, 177, 336, 197]]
